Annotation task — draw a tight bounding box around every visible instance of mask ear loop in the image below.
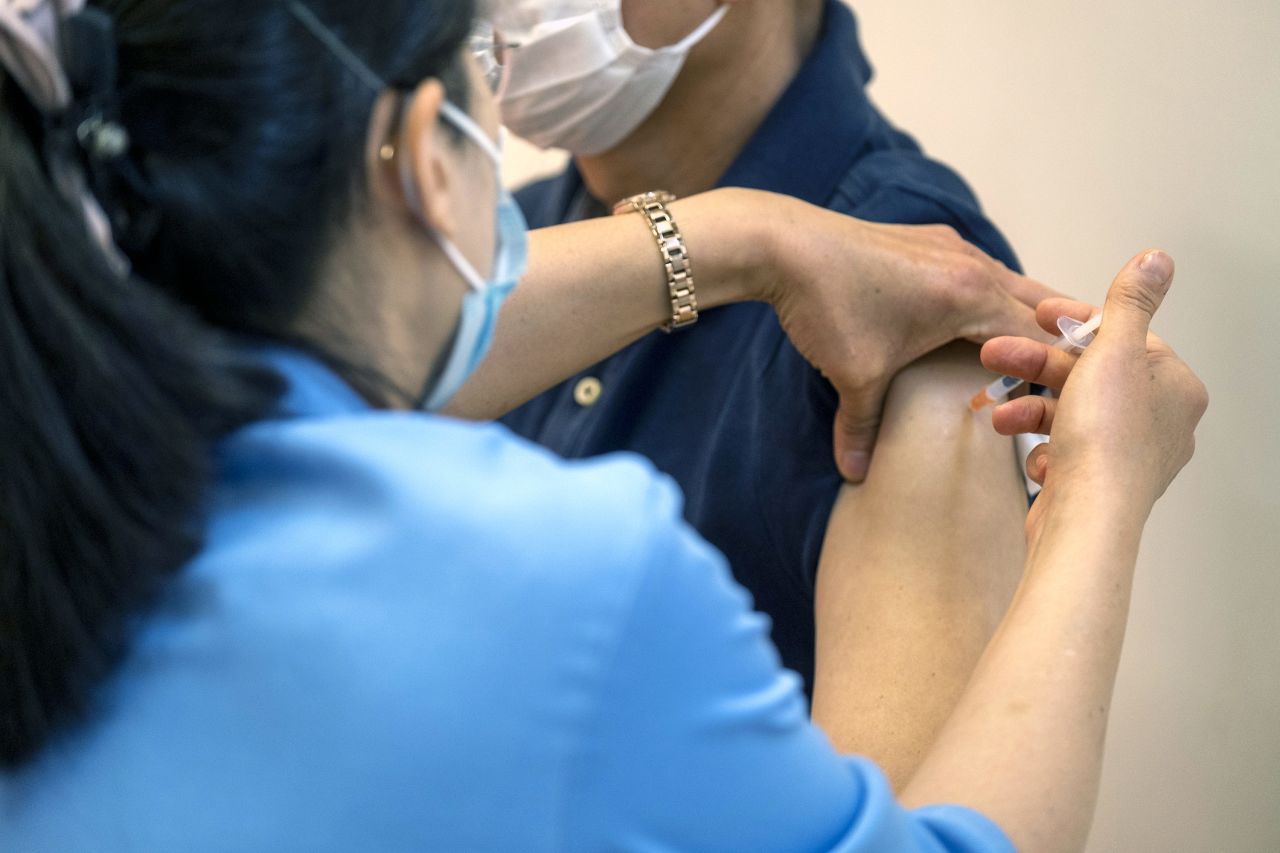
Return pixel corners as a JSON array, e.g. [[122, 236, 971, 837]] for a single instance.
[[382, 91, 505, 294], [607, 3, 731, 55], [667, 4, 731, 53], [378, 93, 489, 294]]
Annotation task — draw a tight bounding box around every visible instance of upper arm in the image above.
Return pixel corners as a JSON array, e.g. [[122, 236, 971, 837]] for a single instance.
[[562, 484, 1013, 852], [810, 343, 1027, 786]]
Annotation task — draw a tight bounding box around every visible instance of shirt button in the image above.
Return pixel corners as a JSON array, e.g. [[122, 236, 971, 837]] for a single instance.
[[574, 376, 603, 407]]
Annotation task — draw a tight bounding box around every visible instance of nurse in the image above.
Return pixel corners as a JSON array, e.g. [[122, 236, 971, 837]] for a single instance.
[[0, 1, 1207, 851]]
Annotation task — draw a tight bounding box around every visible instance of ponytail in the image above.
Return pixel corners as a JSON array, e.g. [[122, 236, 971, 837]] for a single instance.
[[0, 88, 281, 767]]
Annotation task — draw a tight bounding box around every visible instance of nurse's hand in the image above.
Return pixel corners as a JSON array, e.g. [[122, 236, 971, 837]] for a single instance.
[[761, 197, 1061, 481], [978, 250, 1208, 537], [895, 252, 1206, 853]]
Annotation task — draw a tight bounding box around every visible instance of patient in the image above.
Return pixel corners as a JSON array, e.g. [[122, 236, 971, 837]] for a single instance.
[[493, 0, 1035, 785]]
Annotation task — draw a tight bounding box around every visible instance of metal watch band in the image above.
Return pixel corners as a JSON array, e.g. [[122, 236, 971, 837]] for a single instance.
[[611, 191, 698, 332]]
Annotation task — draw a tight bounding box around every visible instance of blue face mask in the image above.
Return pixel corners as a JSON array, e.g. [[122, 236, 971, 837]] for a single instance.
[[413, 100, 530, 412]]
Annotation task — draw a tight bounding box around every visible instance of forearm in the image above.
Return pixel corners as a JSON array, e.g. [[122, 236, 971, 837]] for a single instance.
[[811, 343, 1027, 789], [444, 188, 774, 420], [899, 492, 1147, 852]]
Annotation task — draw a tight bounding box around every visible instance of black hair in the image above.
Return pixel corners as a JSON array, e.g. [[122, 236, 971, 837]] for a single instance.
[[0, 0, 476, 768]]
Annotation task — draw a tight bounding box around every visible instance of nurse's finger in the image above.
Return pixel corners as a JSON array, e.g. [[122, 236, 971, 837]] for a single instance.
[[1095, 250, 1173, 344], [1035, 298, 1099, 338], [1025, 442, 1051, 488], [980, 336, 1079, 391], [992, 395, 1057, 437]]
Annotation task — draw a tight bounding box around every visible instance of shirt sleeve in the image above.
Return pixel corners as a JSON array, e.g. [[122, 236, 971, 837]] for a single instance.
[[563, 478, 1015, 853]]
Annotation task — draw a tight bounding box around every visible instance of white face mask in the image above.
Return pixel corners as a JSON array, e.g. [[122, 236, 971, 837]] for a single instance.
[[496, 1, 730, 156]]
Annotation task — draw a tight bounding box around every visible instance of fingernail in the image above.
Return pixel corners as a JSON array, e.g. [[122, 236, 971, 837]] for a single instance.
[[842, 451, 870, 481], [1139, 250, 1173, 284]]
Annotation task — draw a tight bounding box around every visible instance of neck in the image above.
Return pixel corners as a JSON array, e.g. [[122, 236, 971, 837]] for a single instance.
[[576, 5, 822, 205], [295, 224, 462, 410]]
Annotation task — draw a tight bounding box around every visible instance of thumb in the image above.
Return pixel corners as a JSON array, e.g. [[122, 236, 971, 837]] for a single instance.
[[833, 385, 887, 483], [1100, 250, 1175, 343]]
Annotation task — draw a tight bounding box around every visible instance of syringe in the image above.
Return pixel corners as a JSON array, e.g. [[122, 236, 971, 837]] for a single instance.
[[969, 313, 1103, 412]]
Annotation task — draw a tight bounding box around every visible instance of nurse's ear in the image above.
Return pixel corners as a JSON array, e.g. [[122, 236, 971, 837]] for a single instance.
[[366, 79, 458, 240]]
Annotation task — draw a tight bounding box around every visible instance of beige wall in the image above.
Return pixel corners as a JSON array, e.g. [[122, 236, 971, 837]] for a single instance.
[[503, 2, 1280, 849]]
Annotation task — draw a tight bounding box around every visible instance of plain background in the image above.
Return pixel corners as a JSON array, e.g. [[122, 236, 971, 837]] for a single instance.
[[501, 1, 1280, 849]]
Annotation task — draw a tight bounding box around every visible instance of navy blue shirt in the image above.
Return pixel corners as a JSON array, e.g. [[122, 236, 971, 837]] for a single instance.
[[503, 0, 1020, 693]]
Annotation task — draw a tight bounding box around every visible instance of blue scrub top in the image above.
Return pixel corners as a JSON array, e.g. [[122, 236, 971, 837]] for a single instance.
[[501, 0, 1021, 694], [0, 350, 1013, 851]]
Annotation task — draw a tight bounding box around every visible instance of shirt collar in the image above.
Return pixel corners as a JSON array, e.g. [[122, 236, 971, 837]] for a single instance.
[[716, 0, 875, 205], [256, 346, 372, 419]]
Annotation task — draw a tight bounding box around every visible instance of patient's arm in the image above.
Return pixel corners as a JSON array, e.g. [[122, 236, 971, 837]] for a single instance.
[[810, 341, 1027, 790]]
